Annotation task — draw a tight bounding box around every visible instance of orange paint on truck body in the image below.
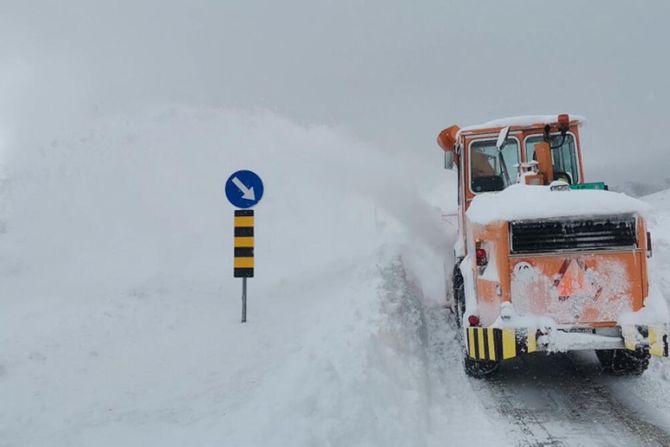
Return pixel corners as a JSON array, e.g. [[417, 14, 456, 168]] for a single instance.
[[509, 251, 644, 326]]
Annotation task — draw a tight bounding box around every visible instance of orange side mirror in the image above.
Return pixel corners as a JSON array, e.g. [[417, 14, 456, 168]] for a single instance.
[[437, 125, 460, 152], [438, 125, 460, 167]]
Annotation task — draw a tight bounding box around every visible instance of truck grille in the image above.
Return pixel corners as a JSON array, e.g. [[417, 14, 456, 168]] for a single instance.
[[510, 214, 637, 254]]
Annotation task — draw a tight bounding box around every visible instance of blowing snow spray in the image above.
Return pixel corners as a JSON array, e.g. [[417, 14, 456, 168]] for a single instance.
[[225, 170, 264, 323]]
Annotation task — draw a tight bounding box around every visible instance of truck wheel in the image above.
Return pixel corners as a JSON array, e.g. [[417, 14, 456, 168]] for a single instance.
[[596, 348, 650, 375], [464, 356, 499, 378], [452, 264, 465, 328]]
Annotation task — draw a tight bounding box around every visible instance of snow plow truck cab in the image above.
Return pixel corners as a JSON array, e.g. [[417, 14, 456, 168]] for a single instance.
[[438, 114, 669, 378]]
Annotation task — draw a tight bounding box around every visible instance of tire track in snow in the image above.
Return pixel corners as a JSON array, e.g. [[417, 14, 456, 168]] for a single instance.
[[561, 354, 670, 446], [473, 352, 670, 446]]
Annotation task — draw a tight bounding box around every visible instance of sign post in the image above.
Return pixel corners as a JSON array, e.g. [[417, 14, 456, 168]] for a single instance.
[[225, 170, 264, 323], [234, 209, 254, 322]]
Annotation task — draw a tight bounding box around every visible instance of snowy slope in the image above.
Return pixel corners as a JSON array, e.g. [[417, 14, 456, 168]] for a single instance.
[[643, 188, 670, 321], [0, 107, 511, 446]]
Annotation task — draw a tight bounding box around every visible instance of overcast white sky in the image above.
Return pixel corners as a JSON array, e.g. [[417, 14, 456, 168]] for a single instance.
[[1, 0, 669, 187]]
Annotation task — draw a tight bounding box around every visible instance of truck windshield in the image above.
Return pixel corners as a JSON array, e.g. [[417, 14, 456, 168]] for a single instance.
[[470, 139, 519, 193], [526, 134, 580, 184]]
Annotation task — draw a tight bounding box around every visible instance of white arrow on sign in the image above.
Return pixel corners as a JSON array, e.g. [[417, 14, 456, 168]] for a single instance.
[[231, 176, 256, 201]]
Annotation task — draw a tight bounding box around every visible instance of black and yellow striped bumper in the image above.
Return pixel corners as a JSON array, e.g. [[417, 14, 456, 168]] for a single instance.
[[623, 325, 669, 357], [466, 325, 669, 361], [464, 327, 537, 361]]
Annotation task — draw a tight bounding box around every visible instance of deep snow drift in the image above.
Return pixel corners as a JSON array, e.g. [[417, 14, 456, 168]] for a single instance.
[[0, 107, 510, 446], [642, 188, 670, 379]]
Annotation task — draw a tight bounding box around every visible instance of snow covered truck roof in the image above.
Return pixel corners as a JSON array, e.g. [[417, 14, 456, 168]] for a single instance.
[[458, 114, 586, 136]]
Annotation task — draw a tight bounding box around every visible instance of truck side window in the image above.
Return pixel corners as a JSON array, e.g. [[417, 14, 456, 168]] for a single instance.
[[470, 139, 520, 193], [526, 134, 579, 184]]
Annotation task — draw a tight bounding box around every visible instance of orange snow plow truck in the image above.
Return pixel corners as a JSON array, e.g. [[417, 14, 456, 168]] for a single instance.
[[438, 114, 669, 377]]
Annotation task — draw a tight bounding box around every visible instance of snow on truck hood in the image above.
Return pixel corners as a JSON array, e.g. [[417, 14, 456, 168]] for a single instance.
[[466, 184, 649, 225]]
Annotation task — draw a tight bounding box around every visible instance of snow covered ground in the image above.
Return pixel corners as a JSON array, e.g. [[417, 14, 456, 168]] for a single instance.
[[3, 108, 670, 446], [641, 188, 670, 381], [0, 107, 510, 446]]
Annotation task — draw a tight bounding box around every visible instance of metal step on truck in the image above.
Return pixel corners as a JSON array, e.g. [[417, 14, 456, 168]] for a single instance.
[[437, 114, 669, 377]]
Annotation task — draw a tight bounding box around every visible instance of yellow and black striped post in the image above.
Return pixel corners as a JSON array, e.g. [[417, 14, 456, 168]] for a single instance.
[[234, 210, 254, 278], [234, 210, 254, 323]]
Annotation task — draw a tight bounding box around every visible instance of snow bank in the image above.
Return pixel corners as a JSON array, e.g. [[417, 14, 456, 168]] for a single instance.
[[467, 183, 648, 225], [644, 188, 670, 209], [642, 188, 670, 382], [0, 107, 510, 446], [2, 106, 453, 291]]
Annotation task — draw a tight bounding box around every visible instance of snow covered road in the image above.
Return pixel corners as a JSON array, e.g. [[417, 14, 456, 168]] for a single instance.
[[473, 352, 670, 446]]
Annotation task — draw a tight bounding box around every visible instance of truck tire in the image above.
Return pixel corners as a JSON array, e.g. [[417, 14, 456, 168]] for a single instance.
[[596, 348, 650, 375], [464, 356, 499, 378], [452, 264, 465, 328]]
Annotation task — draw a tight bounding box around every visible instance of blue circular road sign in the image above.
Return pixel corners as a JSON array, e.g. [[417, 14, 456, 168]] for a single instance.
[[225, 170, 264, 209]]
